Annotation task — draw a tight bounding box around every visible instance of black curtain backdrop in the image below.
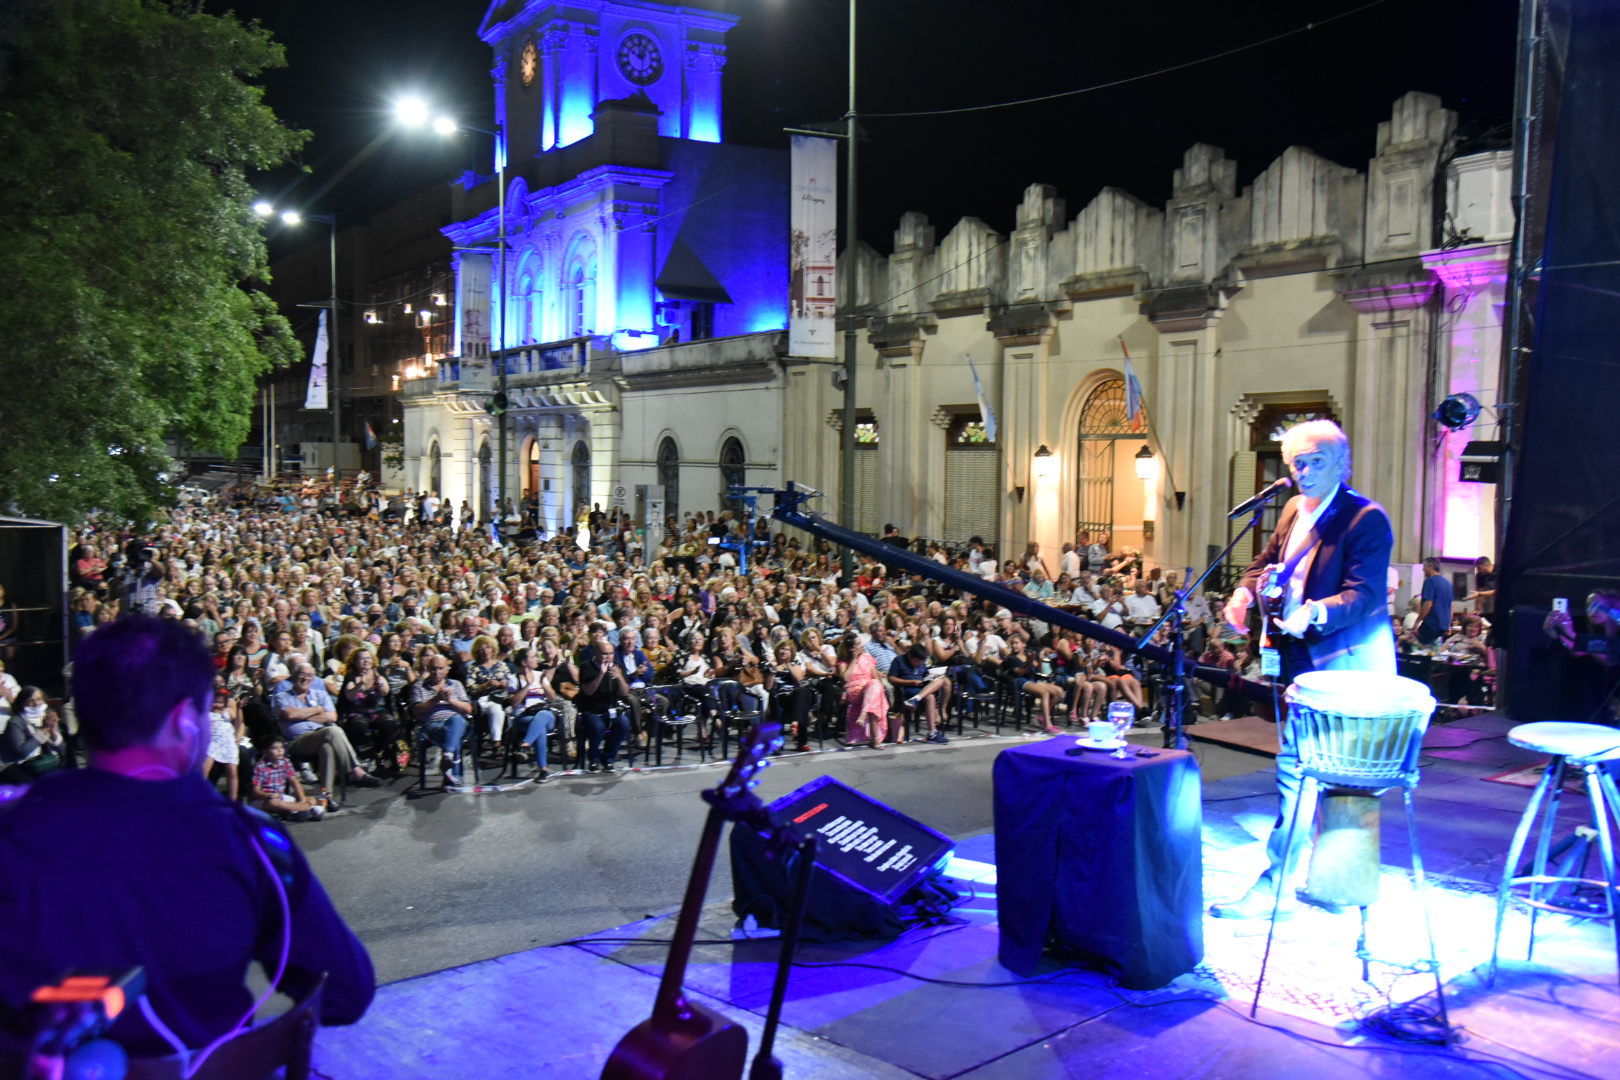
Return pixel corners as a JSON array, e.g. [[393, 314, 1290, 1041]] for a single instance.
[[1498, 0, 1620, 721]]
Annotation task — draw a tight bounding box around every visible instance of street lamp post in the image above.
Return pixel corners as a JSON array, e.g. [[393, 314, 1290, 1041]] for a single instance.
[[837, 0, 859, 583], [256, 203, 340, 486], [398, 100, 508, 522]]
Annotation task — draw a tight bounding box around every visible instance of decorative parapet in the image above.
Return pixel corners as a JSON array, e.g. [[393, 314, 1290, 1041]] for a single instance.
[[1060, 267, 1148, 300], [617, 329, 784, 388], [866, 315, 935, 355], [988, 302, 1059, 344], [930, 289, 996, 317], [1141, 283, 1238, 332], [1337, 259, 1436, 313], [1420, 243, 1509, 293]]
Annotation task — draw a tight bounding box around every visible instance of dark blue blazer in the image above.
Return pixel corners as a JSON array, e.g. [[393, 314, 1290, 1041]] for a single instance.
[[1239, 485, 1396, 674]]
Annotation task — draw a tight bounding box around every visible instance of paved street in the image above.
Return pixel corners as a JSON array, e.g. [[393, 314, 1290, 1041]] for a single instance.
[[295, 731, 1273, 985]]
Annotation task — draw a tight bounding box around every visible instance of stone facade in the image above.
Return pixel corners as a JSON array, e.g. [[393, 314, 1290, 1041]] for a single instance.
[[775, 92, 1511, 592]]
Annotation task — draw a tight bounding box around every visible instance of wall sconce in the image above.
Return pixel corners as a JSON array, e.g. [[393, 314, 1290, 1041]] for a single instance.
[[432, 293, 447, 306], [1032, 444, 1056, 481], [1134, 444, 1157, 480], [403, 302, 414, 314], [364, 310, 380, 325]]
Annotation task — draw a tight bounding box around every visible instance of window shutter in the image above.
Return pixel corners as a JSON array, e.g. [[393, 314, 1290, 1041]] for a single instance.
[[853, 445, 880, 534], [1228, 449, 1258, 568], [945, 446, 999, 549]]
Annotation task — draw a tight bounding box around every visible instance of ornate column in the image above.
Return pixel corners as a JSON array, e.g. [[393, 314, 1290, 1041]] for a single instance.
[[1339, 274, 1437, 564]]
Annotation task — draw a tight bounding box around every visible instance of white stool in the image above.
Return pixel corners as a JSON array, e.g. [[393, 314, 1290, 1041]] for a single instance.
[[1489, 721, 1620, 984]]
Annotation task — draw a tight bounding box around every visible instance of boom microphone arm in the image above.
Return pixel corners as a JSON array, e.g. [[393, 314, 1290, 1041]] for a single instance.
[[764, 483, 1269, 709]]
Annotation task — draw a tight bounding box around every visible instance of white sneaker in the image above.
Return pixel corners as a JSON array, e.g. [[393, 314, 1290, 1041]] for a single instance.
[[309, 804, 326, 821], [298, 764, 319, 784]]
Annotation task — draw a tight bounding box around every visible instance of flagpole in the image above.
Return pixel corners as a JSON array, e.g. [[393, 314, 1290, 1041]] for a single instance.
[[1118, 337, 1181, 502]]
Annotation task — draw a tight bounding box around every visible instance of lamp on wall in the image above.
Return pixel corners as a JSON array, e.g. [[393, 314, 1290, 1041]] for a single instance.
[[1134, 444, 1156, 480], [1032, 444, 1055, 480]]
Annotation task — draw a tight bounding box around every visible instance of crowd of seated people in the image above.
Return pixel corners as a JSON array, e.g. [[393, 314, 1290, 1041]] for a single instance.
[[29, 492, 1312, 807]]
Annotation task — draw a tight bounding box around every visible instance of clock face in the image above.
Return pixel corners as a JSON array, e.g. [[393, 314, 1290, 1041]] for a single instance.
[[616, 32, 663, 86], [520, 38, 537, 87]]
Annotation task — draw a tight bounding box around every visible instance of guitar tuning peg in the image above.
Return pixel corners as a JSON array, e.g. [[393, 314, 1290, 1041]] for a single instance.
[[746, 778, 761, 789], [758, 759, 772, 769]]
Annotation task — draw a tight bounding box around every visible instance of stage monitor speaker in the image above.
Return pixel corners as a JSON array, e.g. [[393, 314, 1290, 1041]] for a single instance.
[[729, 775, 958, 941]]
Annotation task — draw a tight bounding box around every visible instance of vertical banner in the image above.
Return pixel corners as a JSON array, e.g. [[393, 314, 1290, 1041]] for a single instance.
[[789, 134, 838, 358], [303, 309, 329, 410], [459, 253, 492, 360]]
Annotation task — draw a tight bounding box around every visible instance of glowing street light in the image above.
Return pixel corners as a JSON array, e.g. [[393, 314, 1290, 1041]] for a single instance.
[[254, 200, 341, 484], [395, 94, 510, 519]]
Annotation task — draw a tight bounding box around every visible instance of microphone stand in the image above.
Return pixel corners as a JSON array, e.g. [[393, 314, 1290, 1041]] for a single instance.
[[748, 832, 817, 1080], [1133, 502, 1274, 750]]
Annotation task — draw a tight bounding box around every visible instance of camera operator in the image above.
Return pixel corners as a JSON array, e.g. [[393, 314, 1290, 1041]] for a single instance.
[[0, 616, 374, 1060], [118, 540, 166, 617]]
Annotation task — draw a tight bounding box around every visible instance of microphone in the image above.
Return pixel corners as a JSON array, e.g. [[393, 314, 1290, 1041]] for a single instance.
[[1227, 477, 1292, 519]]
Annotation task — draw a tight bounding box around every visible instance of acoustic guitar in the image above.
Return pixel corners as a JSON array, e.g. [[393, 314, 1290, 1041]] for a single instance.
[[600, 721, 785, 1080], [1256, 561, 1288, 644]]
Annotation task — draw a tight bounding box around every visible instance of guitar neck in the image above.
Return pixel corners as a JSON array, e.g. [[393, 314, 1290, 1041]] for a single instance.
[[651, 805, 728, 1025]]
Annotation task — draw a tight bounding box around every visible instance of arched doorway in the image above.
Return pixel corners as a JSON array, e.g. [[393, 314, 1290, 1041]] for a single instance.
[[571, 440, 591, 524], [524, 438, 540, 498], [657, 436, 680, 520], [478, 439, 492, 521], [719, 436, 745, 510], [1074, 378, 1138, 549], [429, 441, 441, 496]]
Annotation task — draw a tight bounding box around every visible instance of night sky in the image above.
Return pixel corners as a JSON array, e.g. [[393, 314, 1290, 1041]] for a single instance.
[[232, 0, 1519, 251]]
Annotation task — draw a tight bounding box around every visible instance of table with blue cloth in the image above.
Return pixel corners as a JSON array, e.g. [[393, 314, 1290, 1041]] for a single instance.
[[994, 737, 1203, 989]]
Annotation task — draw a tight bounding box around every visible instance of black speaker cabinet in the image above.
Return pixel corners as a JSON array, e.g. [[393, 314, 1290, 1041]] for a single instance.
[[730, 775, 957, 940]]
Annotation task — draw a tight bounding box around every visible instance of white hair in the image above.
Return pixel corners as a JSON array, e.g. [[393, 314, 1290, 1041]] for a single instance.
[[1280, 419, 1351, 472]]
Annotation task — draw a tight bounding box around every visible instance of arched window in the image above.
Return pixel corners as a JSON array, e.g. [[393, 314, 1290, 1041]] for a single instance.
[[516, 271, 536, 344], [478, 439, 492, 521], [563, 237, 597, 338], [571, 440, 591, 523], [429, 442, 441, 496], [719, 436, 745, 509], [657, 436, 680, 520], [524, 437, 540, 497]]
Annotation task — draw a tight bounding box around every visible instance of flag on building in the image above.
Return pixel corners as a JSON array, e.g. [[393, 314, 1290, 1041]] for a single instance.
[[966, 354, 998, 443], [1119, 337, 1145, 431], [303, 309, 329, 410], [364, 421, 378, 450]]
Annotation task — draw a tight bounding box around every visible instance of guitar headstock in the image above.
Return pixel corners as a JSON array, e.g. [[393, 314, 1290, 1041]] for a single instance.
[[703, 722, 784, 819]]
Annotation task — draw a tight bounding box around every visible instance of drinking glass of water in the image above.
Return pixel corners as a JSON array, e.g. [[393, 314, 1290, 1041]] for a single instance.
[[1106, 701, 1135, 758]]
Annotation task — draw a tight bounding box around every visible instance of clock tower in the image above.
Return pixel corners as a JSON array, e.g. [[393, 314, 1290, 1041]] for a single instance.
[[481, 1, 734, 160]]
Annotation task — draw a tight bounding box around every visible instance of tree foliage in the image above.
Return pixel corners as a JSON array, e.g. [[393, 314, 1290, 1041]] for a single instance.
[[0, 0, 306, 523]]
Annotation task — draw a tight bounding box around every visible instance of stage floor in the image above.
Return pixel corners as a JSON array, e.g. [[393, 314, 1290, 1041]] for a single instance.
[[311, 713, 1619, 1078]]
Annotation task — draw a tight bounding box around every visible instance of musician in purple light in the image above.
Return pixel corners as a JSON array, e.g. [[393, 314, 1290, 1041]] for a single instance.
[[1211, 419, 1396, 920]]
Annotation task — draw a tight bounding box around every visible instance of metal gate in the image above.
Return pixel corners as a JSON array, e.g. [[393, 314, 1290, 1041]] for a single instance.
[[1075, 378, 1132, 539]]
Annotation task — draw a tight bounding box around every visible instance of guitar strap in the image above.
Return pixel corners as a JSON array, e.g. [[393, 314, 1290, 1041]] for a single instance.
[[1275, 492, 1355, 601], [1261, 492, 1355, 663]]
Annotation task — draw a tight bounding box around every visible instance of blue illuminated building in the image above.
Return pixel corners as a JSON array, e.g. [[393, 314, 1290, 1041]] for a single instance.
[[448, 0, 786, 353], [405, 2, 788, 529]]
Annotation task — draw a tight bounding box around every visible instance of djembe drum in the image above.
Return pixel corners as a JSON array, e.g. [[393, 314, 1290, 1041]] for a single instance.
[[1252, 671, 1445, 1019], [1287, 672, 1438, 908]]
